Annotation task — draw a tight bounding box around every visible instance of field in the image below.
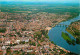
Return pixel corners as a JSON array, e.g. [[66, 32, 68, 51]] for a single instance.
[[0, 2, 79, 20]]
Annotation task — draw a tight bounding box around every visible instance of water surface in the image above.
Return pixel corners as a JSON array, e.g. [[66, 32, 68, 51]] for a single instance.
[[48, 16, 80, 54]]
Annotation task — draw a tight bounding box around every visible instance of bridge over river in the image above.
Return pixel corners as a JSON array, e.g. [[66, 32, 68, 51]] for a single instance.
[[48, 16, 80, 54], [53, 24, 69, 27]]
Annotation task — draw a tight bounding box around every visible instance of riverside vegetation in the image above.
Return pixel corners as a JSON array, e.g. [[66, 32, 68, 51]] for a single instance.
[[0, 1, 79, 55], [62, 20, 80, 45]]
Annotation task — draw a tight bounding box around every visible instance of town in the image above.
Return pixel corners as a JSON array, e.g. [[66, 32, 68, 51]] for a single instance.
[[0, 1, 79, 55]]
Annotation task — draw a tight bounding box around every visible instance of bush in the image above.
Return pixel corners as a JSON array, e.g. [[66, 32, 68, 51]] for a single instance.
[[0, 28, 6, 33]]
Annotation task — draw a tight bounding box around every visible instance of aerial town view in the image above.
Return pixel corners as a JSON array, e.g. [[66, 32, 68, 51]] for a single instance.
[[0, 0, 80, 55]]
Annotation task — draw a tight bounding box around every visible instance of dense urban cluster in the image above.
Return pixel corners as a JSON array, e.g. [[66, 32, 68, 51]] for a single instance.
[[0, 11, 71, 55]]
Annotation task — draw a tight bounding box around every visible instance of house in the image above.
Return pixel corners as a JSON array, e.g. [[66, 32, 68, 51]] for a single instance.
[[27, 50, 33, 53], [25, 39, 29, 42], [5, 40, 10, 44], [15, 40, 20, 44]]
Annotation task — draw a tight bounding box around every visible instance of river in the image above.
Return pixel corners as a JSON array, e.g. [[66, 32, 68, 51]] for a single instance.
[[48, 15, 80, 54]]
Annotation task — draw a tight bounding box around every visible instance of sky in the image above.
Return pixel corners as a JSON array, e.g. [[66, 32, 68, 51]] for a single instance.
[[0, 0, 79, 3]]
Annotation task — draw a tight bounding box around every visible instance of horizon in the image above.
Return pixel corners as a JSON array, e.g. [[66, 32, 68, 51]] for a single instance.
[[0, 0, 79, 3]]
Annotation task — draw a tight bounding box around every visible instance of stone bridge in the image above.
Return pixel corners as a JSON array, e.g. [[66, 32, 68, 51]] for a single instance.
[[53, 24, 69, 27]]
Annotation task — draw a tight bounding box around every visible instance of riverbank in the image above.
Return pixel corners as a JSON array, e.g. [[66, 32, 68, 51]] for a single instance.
[[34, 30, 70, 55], [48, 16, 80, 54], [61, 32, 76, 45], [66, 20, 80, 38], [66, 29, 76, 38], [66, 20, 80, 44]]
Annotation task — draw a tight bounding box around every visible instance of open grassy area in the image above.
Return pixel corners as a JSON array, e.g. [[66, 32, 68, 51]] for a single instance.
[[61, 32, 76, 45], [62, 32, 72, 41]]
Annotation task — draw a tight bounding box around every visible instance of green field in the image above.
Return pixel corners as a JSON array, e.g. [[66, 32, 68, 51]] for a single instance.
[[62, 32, 76, 45], [62, 32, 72, 41]]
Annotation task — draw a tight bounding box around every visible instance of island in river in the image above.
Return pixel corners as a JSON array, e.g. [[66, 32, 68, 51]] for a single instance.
[[48, 16, 80, 54], [1, 2, 79, 55], [61, 32, 76, 45]]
